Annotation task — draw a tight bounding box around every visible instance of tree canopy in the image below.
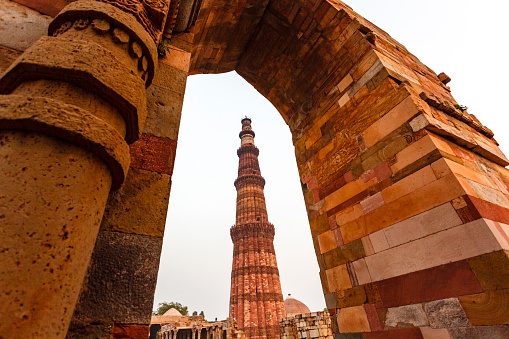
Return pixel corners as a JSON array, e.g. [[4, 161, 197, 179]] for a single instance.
[[155, 301, 189, 316]]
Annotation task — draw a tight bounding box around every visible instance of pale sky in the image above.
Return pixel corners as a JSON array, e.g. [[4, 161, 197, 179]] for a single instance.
[[153, 0, 509, 320]]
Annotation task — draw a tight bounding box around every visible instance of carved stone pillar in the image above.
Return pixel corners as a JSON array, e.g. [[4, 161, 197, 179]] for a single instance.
[[0, 0, 168, 337]]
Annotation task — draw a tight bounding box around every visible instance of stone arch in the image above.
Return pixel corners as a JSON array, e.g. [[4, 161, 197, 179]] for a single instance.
[[1, 0, 509, 338]]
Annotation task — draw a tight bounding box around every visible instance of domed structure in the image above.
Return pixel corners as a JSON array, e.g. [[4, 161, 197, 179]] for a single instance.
[[163, 308, 183, 316], [284, 294, 311, 316]]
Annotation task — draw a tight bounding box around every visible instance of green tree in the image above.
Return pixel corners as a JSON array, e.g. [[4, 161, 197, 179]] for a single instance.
[[199, 311, 205, 319], [155, 301, 189, 316], [192, 311, 198, 316]]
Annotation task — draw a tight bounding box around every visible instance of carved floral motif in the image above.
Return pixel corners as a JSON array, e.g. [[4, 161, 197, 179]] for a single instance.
[[95, 0, 171, 42]]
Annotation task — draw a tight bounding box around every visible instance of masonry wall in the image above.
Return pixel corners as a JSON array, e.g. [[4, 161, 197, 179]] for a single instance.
[[280, 312, 333, 339], [0, 1, 188, 337]]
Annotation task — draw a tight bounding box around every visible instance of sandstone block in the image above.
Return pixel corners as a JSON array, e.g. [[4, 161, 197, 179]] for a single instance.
[[152, 62, 188, 94], [71, 231, 163, 325], [364, 218, 503, 282], [363, 328, 424, 338], [468, 250, 509, 291], [145, 85, 183, 140], [326, 264, 352, 292], [459, 290, 509, 326], [129, 134, 177, 175], [378, 202, 462, 249], [100, 168, 171, 237], [424, 298, 470, 329], [376, 260, 482, 308], [383, 304, 428, 329], [336, 306, 370, 333], [336, 286, 367, 308], [360, 192, 385, 214], [419, 327, 450, 339], [382, 165, 437, 205], [363, 96, 419, 148], [318, 230, 339, 254], [448, 325, 509, 339]]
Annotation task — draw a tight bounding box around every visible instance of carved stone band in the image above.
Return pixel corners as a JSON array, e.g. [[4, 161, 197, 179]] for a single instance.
[[0, 95, 130, 190], [49, 0, 158, 87], [0, 36, 147, 143]]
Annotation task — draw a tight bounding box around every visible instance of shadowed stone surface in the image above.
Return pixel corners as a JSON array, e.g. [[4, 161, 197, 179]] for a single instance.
[[100, 168, 171, 237], [70, 230, 162, 325]]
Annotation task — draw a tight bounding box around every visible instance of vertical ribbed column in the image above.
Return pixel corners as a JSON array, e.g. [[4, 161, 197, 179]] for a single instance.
[[229, 118, 286, 339]]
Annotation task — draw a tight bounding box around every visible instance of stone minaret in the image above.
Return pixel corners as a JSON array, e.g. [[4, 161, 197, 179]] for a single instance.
[[229, 117, 286, 339]]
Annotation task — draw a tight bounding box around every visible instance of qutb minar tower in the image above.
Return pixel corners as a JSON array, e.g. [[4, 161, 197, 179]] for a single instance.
[[229, 118, 286, 339]]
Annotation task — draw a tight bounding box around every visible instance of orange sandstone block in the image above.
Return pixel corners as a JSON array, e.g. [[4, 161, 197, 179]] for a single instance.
[[335, 203, 364, 226], [363, 95, 418, 148], [326, 264, 352, 292], [336, 305, 371, 333], [324, 177, 378, 213], [318, 230, 338, 254], [340, 173, 465, 244], [382, 165, 437, 205], [390, 135, 439, 174], [459, 290, 509, 326]]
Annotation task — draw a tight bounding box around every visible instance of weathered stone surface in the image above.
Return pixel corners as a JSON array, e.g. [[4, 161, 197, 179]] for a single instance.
[[145, 84, 183, 140], [384, 304, 428, 329], [448, 325, 509, 339], [424, 298, 470, 329], [0, 130, 111, 338], [129, 134, 177, 175], [0, 0, 51, 51], [67, 321, 113, 339], [100, 168, 171, 237], [71, 230, 163, 325]]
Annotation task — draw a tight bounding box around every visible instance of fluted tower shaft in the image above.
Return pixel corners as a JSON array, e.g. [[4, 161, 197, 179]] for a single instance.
[[229, 118, 286, 339]]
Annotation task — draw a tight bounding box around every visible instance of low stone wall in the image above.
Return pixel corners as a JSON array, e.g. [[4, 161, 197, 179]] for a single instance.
[[280, 312, 333, 339]]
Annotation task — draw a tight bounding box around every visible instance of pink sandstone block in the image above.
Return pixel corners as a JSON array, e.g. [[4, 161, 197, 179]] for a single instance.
[[375, 202, 462, 250], [374, 161, 393, 182], [352, 258, 372, 285], [360, 192, 385, 214], [364, 218, 504, 282]]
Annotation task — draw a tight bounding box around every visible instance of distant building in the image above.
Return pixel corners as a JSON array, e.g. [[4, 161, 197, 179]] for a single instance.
[[151, 308, 245, 339], [280, 295, 333, 339]]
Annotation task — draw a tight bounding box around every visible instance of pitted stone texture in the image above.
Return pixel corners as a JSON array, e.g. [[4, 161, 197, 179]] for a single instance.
[[67, 321, 114, 339], [0, 130, 112, 338], [424, 298, 470, 329], [152, 62, 188, 94], [448, 325, 509, 339], [112, 324, 150, 338], [70, 230, 162, 325], [0, 36, 147, 143], [0, 0, 51, 51], [100, 168, 171, 237], [145, 84, 183, 140], [0, 95, 130, 190]]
